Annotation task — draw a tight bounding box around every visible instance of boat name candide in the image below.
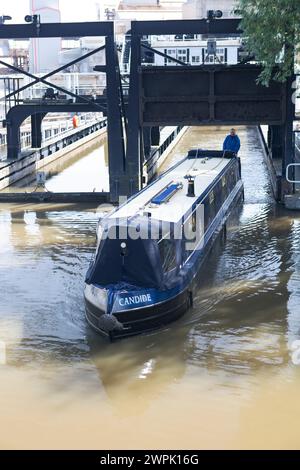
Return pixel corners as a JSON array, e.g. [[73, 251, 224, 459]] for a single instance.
[[119, 294, 152, 307]]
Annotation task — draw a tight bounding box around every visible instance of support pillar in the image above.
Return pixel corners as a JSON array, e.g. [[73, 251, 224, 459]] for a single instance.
[[31, 112, 47, 148], [143, 127, 151, 162], [105, 35, 127, 202], [281, 75, 296, 199], [151, 126, 160, 146], [5, 108, 28, 160], [270, 125, 283, 160], [6, 120, 21, 160], [126, 31, 142, 196]]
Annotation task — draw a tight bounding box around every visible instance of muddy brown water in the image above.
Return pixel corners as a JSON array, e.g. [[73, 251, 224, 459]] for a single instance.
[[0, 126, 300, 449]]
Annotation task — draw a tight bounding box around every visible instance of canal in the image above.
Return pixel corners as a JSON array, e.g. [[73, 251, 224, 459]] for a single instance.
[[0, 126, 300, 449]]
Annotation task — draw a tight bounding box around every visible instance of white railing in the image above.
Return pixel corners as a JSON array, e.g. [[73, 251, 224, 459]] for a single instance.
[[23, 85, 106, 100], [0, 113, 103, 156], [286, 163, 300, 184], [41, 114, 103, 147]]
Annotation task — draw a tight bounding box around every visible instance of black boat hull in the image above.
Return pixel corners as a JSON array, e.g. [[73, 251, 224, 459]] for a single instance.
[[85, 173, 244, 341], [85, 289, 191, 340]]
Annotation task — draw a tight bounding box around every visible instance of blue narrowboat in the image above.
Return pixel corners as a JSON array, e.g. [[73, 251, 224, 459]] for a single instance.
[[84, 149, 243, 340]]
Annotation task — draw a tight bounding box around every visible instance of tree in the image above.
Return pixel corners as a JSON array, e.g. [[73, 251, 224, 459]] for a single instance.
[[238, 0, 300, 85]]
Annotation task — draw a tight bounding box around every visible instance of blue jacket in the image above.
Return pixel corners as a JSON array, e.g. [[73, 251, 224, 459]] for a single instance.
[[223, 134, 241, 154]]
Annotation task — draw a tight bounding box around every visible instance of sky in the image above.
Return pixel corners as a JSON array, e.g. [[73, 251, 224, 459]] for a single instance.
[[1, 0, 104, 23]]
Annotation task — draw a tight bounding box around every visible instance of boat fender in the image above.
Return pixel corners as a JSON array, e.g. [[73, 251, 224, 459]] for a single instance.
[[98, 314, 124, 332]]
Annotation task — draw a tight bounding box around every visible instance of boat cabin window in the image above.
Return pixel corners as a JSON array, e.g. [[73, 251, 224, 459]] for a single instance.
[[158, 238, 177, 273], [204, 186, 217, 229], [221, 175, 228, 199], [183, 211, 197, 243], [214, 179, 223, 213], [227, 166, 237, 192], [208, 189, 216, 222]]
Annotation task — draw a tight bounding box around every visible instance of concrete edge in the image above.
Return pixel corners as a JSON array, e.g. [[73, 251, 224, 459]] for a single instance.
[[145, 126, 189, 181], [0, 126, 107, 192], [256, 125, 280, 201]]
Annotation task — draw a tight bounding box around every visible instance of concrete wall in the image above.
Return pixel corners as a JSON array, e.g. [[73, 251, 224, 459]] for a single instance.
[[0, 121, 107, 191]]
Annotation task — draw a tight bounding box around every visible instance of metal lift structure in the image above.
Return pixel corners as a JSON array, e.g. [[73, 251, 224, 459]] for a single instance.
[[126, 19, 296, 200], [0, 20, 126, 202], [0, 18, 297, 202]]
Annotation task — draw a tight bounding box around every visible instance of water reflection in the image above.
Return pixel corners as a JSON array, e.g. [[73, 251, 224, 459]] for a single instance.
[[3, 134, 109, 193], [1, 126, 300, 449], [88, 328, 187, 416]]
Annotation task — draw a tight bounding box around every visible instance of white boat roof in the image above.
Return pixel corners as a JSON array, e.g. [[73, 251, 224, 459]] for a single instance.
[[108, 156, 231, 224]]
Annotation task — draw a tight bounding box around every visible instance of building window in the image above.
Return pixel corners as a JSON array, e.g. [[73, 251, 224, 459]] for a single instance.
[[177, 48, 188, 63], [191, 56, 200, 63], [165, 49, 177, 64]]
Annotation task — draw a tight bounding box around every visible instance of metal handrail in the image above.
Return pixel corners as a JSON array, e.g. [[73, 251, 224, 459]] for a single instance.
[[286, 163, 300, 183]]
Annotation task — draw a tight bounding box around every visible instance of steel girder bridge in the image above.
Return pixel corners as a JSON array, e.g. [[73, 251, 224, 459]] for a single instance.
[[0, 20, 125, 202], [0, 18, 297, 202]]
